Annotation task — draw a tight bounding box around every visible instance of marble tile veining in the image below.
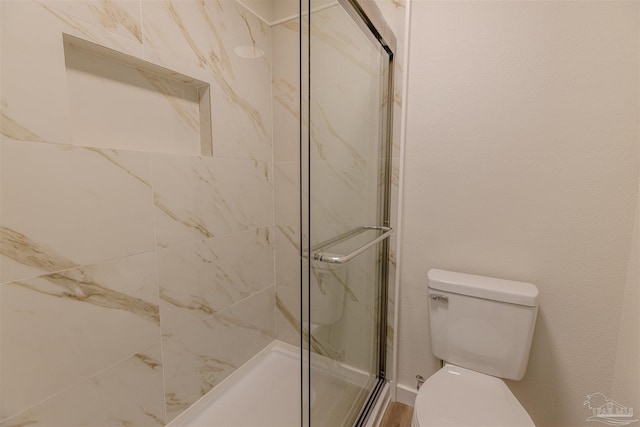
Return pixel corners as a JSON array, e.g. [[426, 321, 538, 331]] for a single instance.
[[272, 19, 300, 162], [310, 62, 383, 171], [1, 0, 281, 425], [275, 162, 300, 227], [310, 158, 369, 243], [11, 264, 159, 325], [0, 344, 165, 427], [276, 290, 301, 347], [1, 252, 160, 419], [0, 226, 78, 280], [275, 226, 300, 345], [158, 226, 275, 335], [310, 5, 381, 86], [0, 141, 155, 284], [272, 15, 301, 350], [0, 109, 46, 143], [162, 286, 276, 422], [0, 141, 153, 282], [34, 0, 144, 43], [0, 0, 411, 424], [152, 153, 273, 248], [0, 0, 144, 146], [141, 0, 273, 162], [275, 225, 299, 290], [271, 20, 299, 98], [273, 92, 300, 162]]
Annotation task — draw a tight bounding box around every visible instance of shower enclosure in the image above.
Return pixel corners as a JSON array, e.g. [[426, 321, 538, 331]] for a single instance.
[[0, 0, 396, 425], [302, 0, 396, 425]]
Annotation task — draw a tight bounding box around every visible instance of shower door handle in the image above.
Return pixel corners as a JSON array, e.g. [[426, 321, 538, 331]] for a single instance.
[[311, 226, 393, 264]]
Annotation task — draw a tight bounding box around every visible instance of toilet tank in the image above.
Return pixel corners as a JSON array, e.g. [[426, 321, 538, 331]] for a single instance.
[[428, 269, 539, 381]]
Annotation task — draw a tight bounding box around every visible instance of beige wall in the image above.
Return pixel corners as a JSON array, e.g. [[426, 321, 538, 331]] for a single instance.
[[399, 1, 639, 426], [612, 191, 639, 407]]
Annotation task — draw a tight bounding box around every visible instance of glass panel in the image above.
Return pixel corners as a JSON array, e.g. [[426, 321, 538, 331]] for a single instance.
[[302, 0, 392, 425]]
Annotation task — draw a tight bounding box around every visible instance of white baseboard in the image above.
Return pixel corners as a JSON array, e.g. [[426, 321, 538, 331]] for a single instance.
[[395, 383, 417, 407]]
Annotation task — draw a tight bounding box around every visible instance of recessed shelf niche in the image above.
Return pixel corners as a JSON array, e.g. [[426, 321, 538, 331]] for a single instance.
[[63, 34, 212, 156]]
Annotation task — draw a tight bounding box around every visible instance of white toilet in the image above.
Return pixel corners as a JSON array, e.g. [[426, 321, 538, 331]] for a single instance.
[[412, 269, 539, 427]]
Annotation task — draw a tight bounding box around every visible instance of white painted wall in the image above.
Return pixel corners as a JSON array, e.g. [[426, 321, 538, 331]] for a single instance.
[[398, 1, 639, 426], [612, 189, 639, 408]]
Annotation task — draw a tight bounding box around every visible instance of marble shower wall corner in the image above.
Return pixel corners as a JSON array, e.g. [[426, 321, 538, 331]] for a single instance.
[[162, 286, 276, 422], [1, 0, 276, 425], [272, 16, 303, 346], [272, 19, 300, 163], [158, 226, 275, 336], [275, 224, 301, 346]]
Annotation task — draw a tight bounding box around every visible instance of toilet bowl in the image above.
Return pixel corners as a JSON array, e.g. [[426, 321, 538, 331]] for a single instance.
[[412, 364, 534, 426], [412, 269, 539, 427]]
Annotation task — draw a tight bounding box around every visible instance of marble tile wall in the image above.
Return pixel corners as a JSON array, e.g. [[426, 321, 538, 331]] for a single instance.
[[0, 0, 275, 425], [64, 42, 205, 156], [0, 0, 405, 424], [272, 17, 302, 347]]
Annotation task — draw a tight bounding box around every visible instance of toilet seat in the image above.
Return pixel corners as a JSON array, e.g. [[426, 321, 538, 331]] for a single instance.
[[412, 364, 535, 427]]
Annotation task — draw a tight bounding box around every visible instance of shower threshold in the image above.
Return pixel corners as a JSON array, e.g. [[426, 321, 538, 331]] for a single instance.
[[167, 340, 383, 427]]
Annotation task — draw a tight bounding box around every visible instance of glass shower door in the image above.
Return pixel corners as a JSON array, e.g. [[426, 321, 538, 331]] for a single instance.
[[301, 0, 394, 425]]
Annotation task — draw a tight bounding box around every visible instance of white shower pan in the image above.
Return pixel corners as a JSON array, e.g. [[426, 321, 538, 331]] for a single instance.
[[167, 341, 382, 427]]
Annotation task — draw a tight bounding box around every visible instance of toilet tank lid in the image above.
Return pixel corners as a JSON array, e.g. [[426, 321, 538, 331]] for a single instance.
[[428, 269, 539, 307]]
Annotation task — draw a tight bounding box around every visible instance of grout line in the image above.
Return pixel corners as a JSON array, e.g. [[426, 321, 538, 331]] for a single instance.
[[269, 4, 279, 341], [0, 246, 158, 288], [0, 344, 157, 425], [162, 279, 277, 340], [149, 152, 167, 423], [233, 0, 272, 27], [269, 1, 340, 27]]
